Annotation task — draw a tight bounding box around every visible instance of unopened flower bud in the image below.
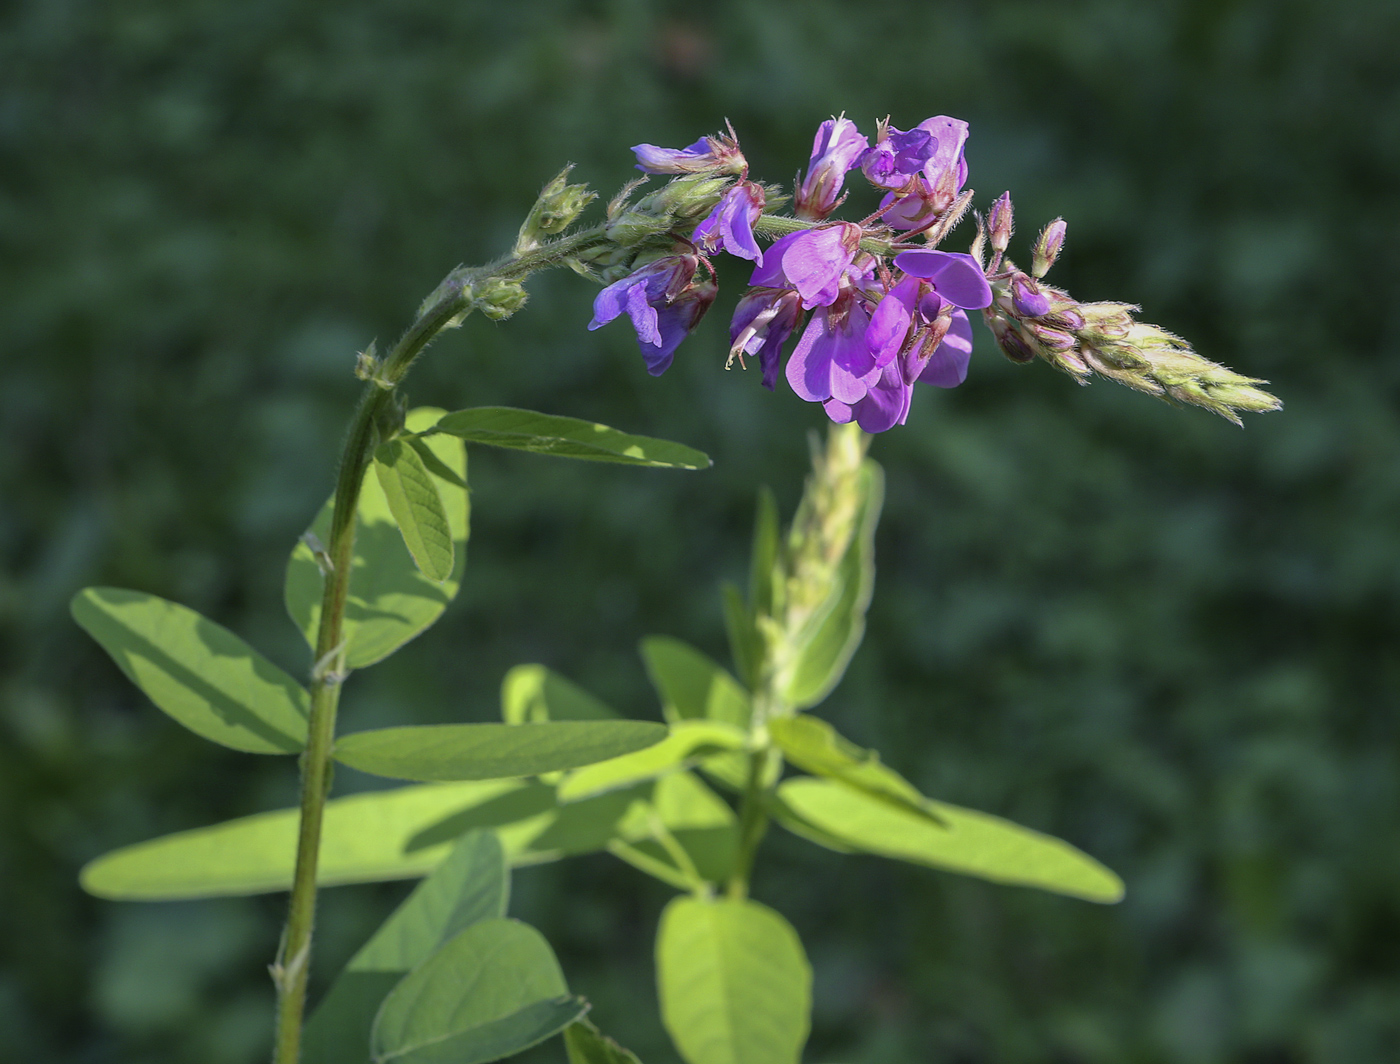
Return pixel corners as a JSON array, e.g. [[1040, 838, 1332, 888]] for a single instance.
[[1079, 302, 1135, 341], [987, 313, 1036, 363], [1026, 320, 1077, 351], [1032, 218, 1066, 278], [988, 192, 1013, 254], [1010, 273, 1051, 318], [475, 278, 528, 321], [514, 165, 597, 254]]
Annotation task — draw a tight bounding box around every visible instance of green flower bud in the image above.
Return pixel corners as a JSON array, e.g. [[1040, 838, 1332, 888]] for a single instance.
[[474, 278, 528, 321], [514, 165, 597, 255]]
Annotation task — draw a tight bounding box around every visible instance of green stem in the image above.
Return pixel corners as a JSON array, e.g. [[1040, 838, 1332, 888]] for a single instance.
[[726, 749, 775, 900]]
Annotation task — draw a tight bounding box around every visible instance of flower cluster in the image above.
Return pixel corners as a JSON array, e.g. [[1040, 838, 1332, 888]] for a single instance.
[[585, 115, 1278, 431]]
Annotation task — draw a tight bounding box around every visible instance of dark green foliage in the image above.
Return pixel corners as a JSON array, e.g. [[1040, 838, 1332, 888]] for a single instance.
[[4, 1, 1399, 1062]]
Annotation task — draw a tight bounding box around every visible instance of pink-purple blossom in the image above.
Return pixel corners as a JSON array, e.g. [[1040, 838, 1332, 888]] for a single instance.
[[588, 255, 716, 376], [795, 117, 869, 221], [692, 180, 766, 264]]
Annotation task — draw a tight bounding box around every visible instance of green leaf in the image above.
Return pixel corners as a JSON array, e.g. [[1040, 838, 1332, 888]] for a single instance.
[[720, 582, 761, 692], [656, 896, 811, 1064], [285, 407, 469, 670], [767, 715, 945, 827], [406, 435, 469, 489], [70, 587, 308, 754], [611, 771, 738, 886], [565, 1020, 643, 1064], [371, 919, 586, 1064], [748, 486, 780, 618], [335, 721, 668, 782], [779, 461, 883, 710], [777, 777, 1124, 903], [556, 721, 747, 803], [304, 831, 508, 1064], [374, 437, 454, 582], [640, 637, 750, 729], [430, 407, 710, 469], [501, 665, 616, 724]]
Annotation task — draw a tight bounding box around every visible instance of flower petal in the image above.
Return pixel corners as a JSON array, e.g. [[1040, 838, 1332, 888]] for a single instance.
[[916, 309, 974, 388], [893, 250, 992, 309], [785, 308, 835, 402]]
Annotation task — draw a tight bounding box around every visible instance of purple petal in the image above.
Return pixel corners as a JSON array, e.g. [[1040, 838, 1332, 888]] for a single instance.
[[783, 226, 857, 308], [786, 308, 836, 402], [867, 276, 919, 367], [916, 309, 974, 388], [912, 116, 969, 188], [625, 281, 662, 347], [829, 362, 871, 405], [823, 398, 856, 424], [851, 362, 913, 433], [721, 195, 764, 265], [748, 231, 805, 288], [632, 138, 712, 173], [893, 250, 992, 309]]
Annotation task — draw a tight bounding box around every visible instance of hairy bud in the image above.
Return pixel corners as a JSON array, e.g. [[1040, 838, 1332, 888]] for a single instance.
[[988, 192, 1014, 254], [1032, 218, 1066, 278], [475, 278, 528, 321], [514, 165, 596, 255]]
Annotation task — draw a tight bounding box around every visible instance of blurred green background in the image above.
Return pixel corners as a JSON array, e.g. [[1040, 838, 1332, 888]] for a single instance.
[[3, 0, 1398, 1061]]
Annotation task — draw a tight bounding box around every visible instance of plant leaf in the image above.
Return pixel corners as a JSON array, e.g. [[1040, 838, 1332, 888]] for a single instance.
[[430, 407, 710, 469], [556, 721, 747, 803], [656, 896, 811, 1064], [80, 779, 642, 900], [748, 486, 780, 619], [371, 919, 586, 1064], [335, 721, 668, 782], [767, 715, 946, 827], [71, 587, 308, 754], [285, 407, 469, 670], [564, 1020, 643, 1064], [303, 831, 508, 1064], [777, 777, 1124, 903], [778, 460, 882, 710], [640, 637, 750, 729], [720, 582, 761, 692], [501, 665, 616, 724], [406, 435, 469, 489], [374, 438, 454, 582], [610, 771, 738, 886]]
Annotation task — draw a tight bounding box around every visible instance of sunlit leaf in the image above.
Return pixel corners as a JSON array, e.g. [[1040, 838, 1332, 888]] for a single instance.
[[720, 582, 761, 692], [778, 460, 882, 710], [334, 721, 668, 782], [304, 831, 508, 1064], [640, 637, 750, 729], [610, 771, 738, 886], [767, 715, 945, 827], [371, 919, 586, 1064], [430, 407, 710, 469], [373, 437, 454, 582], [777, 777, 1124, 903], [656, 896, 810, 1064], [556, 721, 747, 803], [748, 486, 781, 619], [71, 587, 307, 754], [285, 407, 469, 670], [501, 665, 617, 724]]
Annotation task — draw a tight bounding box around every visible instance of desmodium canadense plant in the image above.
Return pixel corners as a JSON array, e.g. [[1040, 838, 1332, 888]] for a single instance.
[[72, 115, 1280, 1064]]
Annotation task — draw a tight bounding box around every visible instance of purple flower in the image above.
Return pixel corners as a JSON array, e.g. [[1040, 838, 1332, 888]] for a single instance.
[[1011, 273, 1051, 318], [859, 123, 936, 190], [749, 223, 863, 309], [874, 116, 970, 229], [892, 250, 993, 311], [588, 255, 716, 375], [729, 289, 804, 390], [795, 117, 869, 221], [631, 130, 746, 175], [785, 292, 878, 405], [692, 180, 766, 264]]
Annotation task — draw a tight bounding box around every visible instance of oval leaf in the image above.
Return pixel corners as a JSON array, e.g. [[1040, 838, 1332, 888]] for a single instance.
[[502, 665, 617, 724], [71, 587, 308, 754], [656, 896, 811, 1064], [640, 637, 751, 729], [374, 437, 454, 582], [286, 407, 469, 670], [778, 777, 1124, 903], [778, 461, 882, 710], [565, 1020, 643, 1064], [557, 721, 748, 803], [304, 831, 509, 1064], [371, 918, 586, 1064], [335, 721, 669, 782], [767, 715, 945, 827], [432, 407, 710, 469], [79, 780, 649, 901]]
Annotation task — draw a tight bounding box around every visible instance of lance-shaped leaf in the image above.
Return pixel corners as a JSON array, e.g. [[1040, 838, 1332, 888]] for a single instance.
[[71, 587, 308, 754], [656, 896, 811, 1064], [777, 777, 1124, 903], [371, 919, 586, 1064], [565, 1020, 643, 1064], [720, 583, 762, 693], [334, 721, 668, 782], [640, 637, 751, 729], [502, 665, 616, 724], [430, 407, 710, 469], [556, 721, 747, 803], [767, 715, 945, 827], [374, 437, 454, 583], [778, 460, 882, 710], [285, 407, 469, 670], [80, 778, 641, 900], [303, 831, 508, 1064]]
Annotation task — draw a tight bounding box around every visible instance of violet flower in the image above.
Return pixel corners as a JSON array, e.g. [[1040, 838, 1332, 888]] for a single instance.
[[785, 291, 878, 406], [875, 116, 970, 230], [859, 122, 936, 190], [729, 289, 804, 390], [748, 223, 863, 309], [795, 117, 869, 221], [631, 131, 746, 175], [588, 255, 716, 376], [692, 180, 766, 264]]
